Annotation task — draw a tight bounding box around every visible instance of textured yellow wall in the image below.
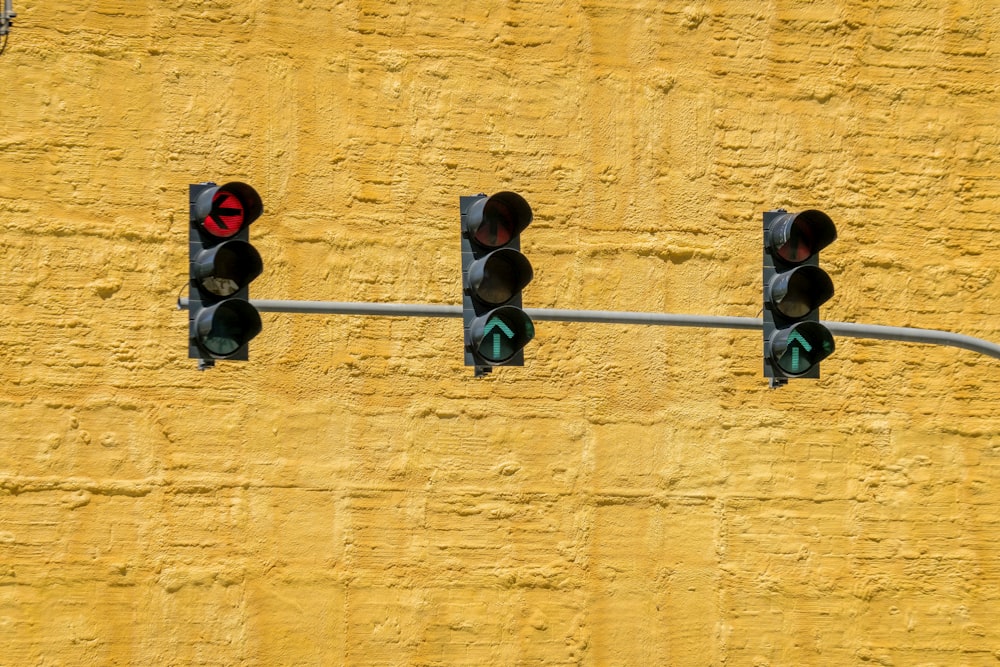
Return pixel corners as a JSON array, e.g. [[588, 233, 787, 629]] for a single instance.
[[2, 0, 999, 664]]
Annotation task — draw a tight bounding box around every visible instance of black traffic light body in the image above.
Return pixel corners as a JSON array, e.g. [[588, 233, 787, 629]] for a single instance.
[[460, 192, 535, 376], [763, 209, 837, 388], [189, 182, 264, 368]]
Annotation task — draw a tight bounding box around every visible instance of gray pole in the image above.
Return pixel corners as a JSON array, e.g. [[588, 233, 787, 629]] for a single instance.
[[0, 0, 14, 36], [176, 298, 1000, 361]]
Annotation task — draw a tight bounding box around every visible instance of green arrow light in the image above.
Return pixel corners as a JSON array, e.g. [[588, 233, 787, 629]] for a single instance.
[[787, 330, 812, 352], [484, 317, 514, 338], [470, 306, 534, 366], [484, 316, 515, 358], [786, 330, 812, 373], [770, 322, 835, 378]]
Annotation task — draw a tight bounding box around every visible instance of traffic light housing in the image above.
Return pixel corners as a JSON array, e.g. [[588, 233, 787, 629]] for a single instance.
[[763, 209, 837, 388], [188, 182, 264, 369], [460, 192, 535, 376]]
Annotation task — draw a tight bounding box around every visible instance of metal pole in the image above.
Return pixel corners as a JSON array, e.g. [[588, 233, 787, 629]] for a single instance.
[[526, 308, 760, 330], [822, 321, 1000, 361], [0, 0, 14, 37], [176, 298, 1000, 361], [250, 299, 460, 318]]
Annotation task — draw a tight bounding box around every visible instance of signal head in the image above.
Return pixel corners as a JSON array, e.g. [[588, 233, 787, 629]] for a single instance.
[[193, 182, 264, 239], [762, 208, 838, 386], [468, 306, 536, 366], [765, 209, 836, 265], [466, 247, 534, 307], [188, 181, 265, 367], [464, 191, 533, 250], [193, 299, 263, 359], [767, 321, 836, 378]]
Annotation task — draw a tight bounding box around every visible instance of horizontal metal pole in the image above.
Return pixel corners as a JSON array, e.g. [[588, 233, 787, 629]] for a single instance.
[[527, 308, 761, 330], [176, 298, 1000, 361], [253, 299, 459, 318], [823, 321, 1000, 361]]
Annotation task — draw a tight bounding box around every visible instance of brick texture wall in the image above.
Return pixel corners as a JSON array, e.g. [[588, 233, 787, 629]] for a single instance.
[[1, 1, 998, 664]]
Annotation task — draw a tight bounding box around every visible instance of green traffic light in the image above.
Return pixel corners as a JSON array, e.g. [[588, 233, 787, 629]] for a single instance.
[[762, 208, 838, 385], [770, 322, 835, 377], [469, 306, 535, 365]]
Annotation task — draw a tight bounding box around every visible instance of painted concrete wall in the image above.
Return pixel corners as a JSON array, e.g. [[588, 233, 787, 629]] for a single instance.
[[1, 1, 998, 664]]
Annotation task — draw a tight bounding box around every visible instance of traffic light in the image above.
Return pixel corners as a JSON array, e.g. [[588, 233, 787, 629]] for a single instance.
[[460, 191, 535, 376], [188, 182, 264, 369], [762, 209, 837, 388]]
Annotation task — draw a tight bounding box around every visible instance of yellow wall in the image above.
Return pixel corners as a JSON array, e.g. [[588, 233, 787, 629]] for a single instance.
[[2, 1, 999, 664]]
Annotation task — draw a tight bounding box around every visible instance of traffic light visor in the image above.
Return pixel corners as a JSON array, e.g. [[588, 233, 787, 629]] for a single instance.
[[767, 265, 834, 319], [469, 306, 535, 365], [467, 248, 534, 307], [466, 191, 532, 249], [192, 240, 263, 297], [768, 321, 835, 377], [767, 210, 836, 265], [194, 299, 263, 358], [194, 182, 264, 239]]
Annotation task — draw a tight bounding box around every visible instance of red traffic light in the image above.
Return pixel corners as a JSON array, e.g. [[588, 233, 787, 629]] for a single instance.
[[193, 182, 263, 239], [188, 181, 265, 367]]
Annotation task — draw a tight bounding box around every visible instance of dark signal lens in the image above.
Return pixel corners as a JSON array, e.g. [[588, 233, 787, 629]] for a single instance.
[[474, 204, 514, 247], [467, 192, 533, 250], [769, 210, 837, 265]]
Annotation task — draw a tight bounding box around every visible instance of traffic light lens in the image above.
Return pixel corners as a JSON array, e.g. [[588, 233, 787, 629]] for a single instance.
[[776, 218, 815, 263], [468, 192, 533, 249], [194, 240, 264, 297], [770, 210, 837, 265], [480, 259, 516, 302], [468, 248, 534, 307], [201, 191, 246, 238], [471, 306, 535, 365], [769, 265, 834, 319], [771, 322, 835, 377], [195, 183, 263, 240], [195, 300, 262, 358], [474, 206, 514, 247]]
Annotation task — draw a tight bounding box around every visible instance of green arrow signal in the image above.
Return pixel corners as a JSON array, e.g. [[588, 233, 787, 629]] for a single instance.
[[484, 317, 515, 359], [770, 322, 835, 378], [484, 317, 514, 338], [786, 330, 812, 373], [787, 330, 813, 352]]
